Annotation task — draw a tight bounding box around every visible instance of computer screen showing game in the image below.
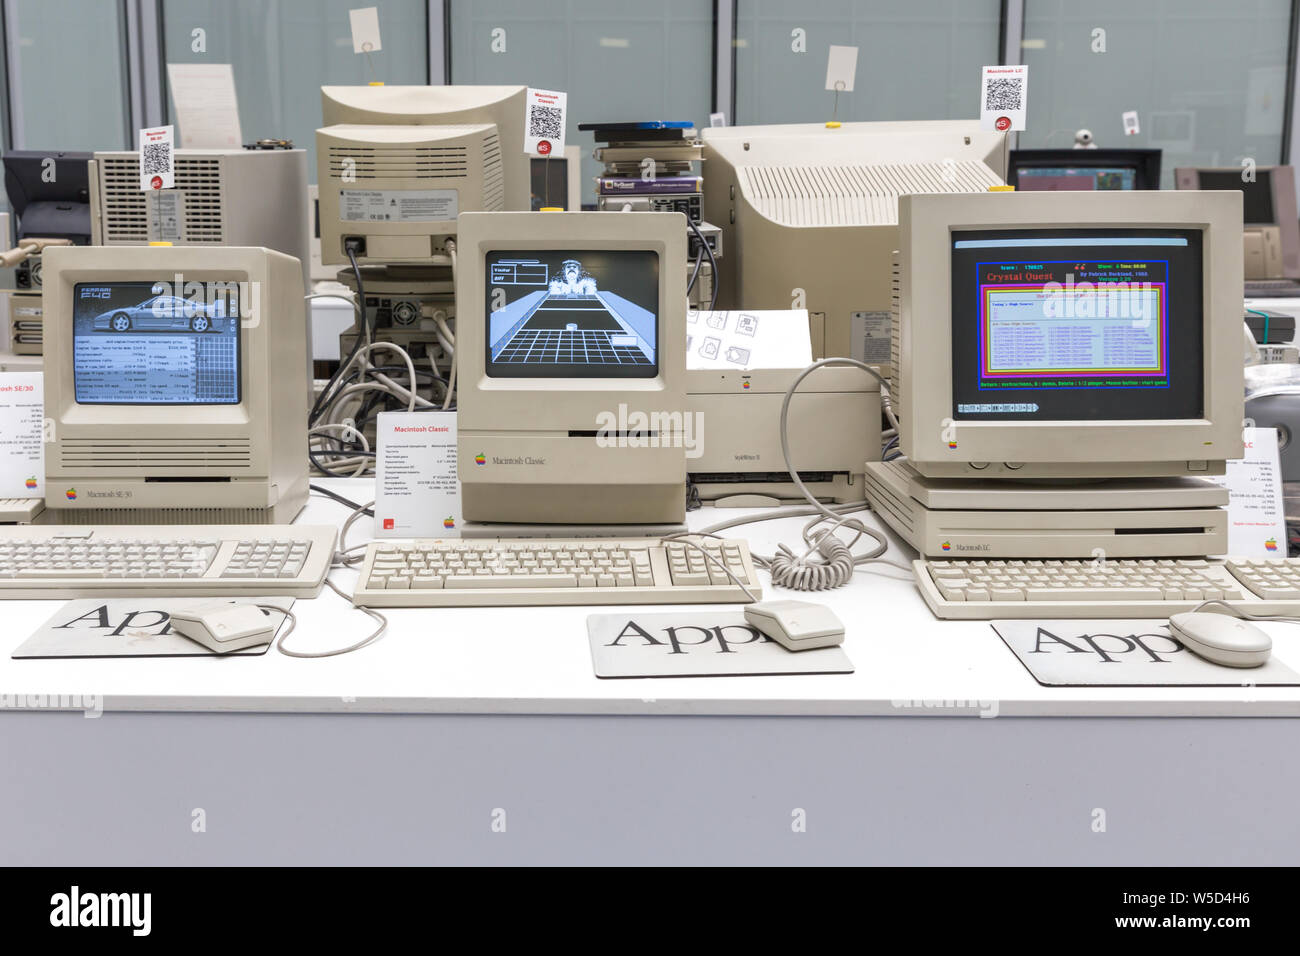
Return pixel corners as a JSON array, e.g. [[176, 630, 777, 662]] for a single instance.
[[1193, 168, 1275, 224], [71, 281, 241, 405], [483, 250, 659, 378], [1008, 149, 1161, 192], [949, 228, 1204, 422]]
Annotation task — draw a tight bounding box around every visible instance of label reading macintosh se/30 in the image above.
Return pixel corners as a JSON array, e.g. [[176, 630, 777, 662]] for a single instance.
[[338, 189, 459, 223]]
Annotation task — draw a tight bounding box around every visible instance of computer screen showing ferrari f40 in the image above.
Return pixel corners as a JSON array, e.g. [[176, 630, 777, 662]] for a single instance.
[[72, 281, 241, 405], [484, 250, 659, 378], [949, 229, 1204, 422]]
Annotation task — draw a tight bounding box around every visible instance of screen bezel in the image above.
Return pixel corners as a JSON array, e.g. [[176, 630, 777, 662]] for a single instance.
[[71, 280, 244, 406]]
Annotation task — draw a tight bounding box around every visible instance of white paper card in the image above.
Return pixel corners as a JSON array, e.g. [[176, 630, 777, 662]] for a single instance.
[[166, 63, 243, 149], [993, 620, 1300, 686], [980, 64, 1028, 132], [1122, 110, 1140, 136], [138, 125, 175, 190], [588, 611, 853, 678], [686, 309, 813, 370], [349, 6, 382, 53], [709, 112, 727, 128], [1204, 426, 1287, 558], [825, 45, 858, 93], [375, 411, 461, 538], [524, 88, 567, 156], [0, 373, 43, 499]]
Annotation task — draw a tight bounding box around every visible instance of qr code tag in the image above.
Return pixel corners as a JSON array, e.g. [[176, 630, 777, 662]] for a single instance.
[[979, 65, 1027, 133], [138, 125, 175, 190], [524, 88, 567, 156]]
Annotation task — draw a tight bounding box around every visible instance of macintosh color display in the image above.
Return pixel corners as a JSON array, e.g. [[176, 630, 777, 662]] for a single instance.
[[949, 230, 1204, 422], [72, 281, 241, 405], [484, 250, 659, 377]]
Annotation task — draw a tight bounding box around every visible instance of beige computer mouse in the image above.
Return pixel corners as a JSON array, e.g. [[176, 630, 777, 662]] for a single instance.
[[170, 602, 276, 654], [1168, 611, 1272, 668], [744, 600, 845, 651]]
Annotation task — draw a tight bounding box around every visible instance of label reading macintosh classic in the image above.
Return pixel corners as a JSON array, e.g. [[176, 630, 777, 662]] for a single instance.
[[338, 189, 459, 223]]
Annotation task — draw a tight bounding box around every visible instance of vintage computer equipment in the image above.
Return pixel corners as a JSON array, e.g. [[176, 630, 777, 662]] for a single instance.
[[864, 190, 1257, 618], [456, 210, 687, 529], [40, 244, 311, 525], [1176, 164, 1300, 294], [700, 120, 1006, 364], [1008, 148, 1162, 191], [686, 365, 878, 505], [316, 85, 529, 267], [2, 150, 93, 291], [88, 146, 311, 290]]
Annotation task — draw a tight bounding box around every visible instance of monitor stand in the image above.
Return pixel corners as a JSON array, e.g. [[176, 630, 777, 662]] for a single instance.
[[459, 520, 689, 540], [864, 459, 1229, 559]]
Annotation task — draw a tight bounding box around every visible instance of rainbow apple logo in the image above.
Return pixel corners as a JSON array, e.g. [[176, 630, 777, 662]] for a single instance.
[[742, 381, 751, 389], [24, 476, 37, 490], [64, 488, 77, 501], [948, 440, 958, 449], [474, 453, 486, 465], [1266, 538, 1279, 552], [940, 540, 951, 552], [443, 516, 455, 530]]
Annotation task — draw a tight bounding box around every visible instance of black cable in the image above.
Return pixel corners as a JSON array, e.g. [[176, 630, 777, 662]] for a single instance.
[[308, 244, 370, 427], [309, 484, 375, 517], [687, 242, 704, 296], [686, 217, 718, 313]]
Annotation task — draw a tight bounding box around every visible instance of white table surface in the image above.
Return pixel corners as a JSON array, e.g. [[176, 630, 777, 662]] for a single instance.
[[1, 478, 1298, 718]]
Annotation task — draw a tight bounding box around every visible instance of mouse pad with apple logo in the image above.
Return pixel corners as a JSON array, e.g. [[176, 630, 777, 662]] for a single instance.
[[587, 611, 853, 679], [992, 619, 1300, 686]]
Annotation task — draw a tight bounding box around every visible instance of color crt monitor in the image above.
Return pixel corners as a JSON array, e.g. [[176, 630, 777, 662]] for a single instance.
[[71, 281, 241, 405], [951, 229, 1203, 422], [1008, 149, 1161, 192], [484, 250, 658, 378], [896, 191, 1243, 479]]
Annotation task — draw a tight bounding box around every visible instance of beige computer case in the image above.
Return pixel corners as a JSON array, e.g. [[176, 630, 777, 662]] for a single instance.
[[316, 123, 505, 265], [89, 148, 311, 290], [456, 211, 688, 526], [41, 245, 308, 524], [701, 121, 1006, 364]]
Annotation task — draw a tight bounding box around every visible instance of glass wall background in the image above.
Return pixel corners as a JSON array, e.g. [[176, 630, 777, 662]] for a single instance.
[[1020, 0, 1293, 187]]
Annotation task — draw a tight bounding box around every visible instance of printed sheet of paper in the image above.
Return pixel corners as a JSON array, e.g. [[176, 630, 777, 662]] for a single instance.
[[138, 125, 174, 190], [1204, 426, 1287, 558], [166, 63, 243, 149], [349, 7, 382, 53], [375, 411, 461, 538], [980, 64, 1028, 132], [0, 373, 43, 499], [686, 310, 812, 370]]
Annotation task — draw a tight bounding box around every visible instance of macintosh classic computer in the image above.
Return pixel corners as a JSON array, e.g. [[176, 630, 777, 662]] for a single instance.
[[865, 190, 1244, 559], [456, 211, 688, 529], [41, 245, 310, 524]]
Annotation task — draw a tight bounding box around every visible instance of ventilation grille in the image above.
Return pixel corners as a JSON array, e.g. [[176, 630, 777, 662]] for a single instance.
[[891, 251, 903, 415], [98, 156, 225, 243], [59, 438, 253, 471], [58, 507, 273, 526], [740, 161, 1002, 226], [326, 145, 472, 181], [481, 133, 505, 211]]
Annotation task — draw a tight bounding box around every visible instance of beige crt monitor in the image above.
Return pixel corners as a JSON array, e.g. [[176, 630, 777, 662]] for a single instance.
[[701, 120, 1006, 363], [456, 211, 688, 526], [41, 245, 309, 524], [894, 190, 1245, 481], [317, 85, 529, 266]]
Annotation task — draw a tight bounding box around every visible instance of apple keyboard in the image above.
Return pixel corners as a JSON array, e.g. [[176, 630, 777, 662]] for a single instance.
[[914, 556, 1300, 619], [0, 525, 338, 599], [353, 536, 761, 607]]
